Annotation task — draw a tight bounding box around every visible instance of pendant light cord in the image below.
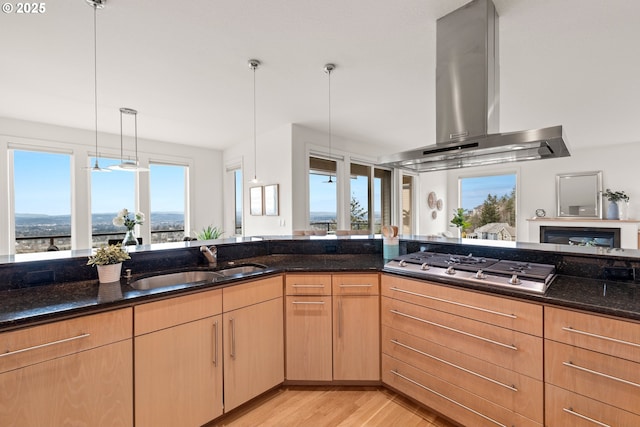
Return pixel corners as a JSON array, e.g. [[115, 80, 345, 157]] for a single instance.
[[252, 62, 257, 181], [93, 4, 99, 162]]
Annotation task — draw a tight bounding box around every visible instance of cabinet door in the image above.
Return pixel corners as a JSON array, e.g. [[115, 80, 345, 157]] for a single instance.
[[333, 294, 380, 381], [285, 295, 333, 381], [135, 315, 223, 427], [223, 297, 284, 412], [0, 340, 133, 427]]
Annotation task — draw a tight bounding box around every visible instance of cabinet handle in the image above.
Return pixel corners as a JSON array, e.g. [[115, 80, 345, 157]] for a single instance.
[[0, 333, 91, 358], [339, 284, 372, 287], [230, 318, 236, 359], [562, 361, 640, 388], [390, 369, 507, 427], [562, 326, 640, 348], [292, 284, 325, 288], [390, 339, 518, 391], [292, 301, 325, 305], [390, 309, 518, 351], [389, 287, 517, 319], [562, 407, 611, 427], [212, 321, 218, 366], [338, 298, 343, 338]]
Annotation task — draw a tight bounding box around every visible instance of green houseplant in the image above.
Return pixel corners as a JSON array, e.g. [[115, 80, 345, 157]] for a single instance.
[[87, 243, 131, 283], [450, 208, 471, 237], [196, 225, 224, 241]]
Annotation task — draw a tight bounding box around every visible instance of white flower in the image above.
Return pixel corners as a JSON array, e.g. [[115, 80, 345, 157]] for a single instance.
[[112, 216, 125, 227], [118, 208, 129, 218], [135, 212, 145, 222]]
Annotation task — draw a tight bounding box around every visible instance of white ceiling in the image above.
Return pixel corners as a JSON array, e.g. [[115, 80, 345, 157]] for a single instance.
[[1, 0, 639, 153]]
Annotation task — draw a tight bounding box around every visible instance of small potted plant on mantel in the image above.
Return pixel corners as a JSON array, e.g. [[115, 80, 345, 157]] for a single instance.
[[87, 243, 131, 283], [450, 208, 471, 238], [602, 188, 630, 220]]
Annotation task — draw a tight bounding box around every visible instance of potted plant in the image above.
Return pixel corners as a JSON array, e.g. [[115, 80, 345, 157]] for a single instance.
[[113, 208, 145, 245], [87, 243, 131, 283], [602, 188, 629, 220], [450, 208, 471, 238], [195, 225, 224, 241]]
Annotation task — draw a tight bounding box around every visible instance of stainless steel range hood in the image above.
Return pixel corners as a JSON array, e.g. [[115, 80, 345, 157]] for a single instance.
[[378, 0, 570, 172]]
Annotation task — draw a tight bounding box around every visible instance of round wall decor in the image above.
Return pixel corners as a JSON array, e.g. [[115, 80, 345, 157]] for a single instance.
[[436, 199, 443, 211], [427, 192, 437, 209]]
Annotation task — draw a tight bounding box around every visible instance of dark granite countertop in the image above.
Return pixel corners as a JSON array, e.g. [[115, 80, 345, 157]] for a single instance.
[[2, 252, 639, 333]]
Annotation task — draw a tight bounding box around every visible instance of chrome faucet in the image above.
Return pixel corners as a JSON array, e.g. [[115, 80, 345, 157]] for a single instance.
[[200, 245, 218, 267]]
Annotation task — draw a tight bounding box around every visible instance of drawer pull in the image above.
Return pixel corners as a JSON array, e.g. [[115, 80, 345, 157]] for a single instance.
[[390, 309, 518, 351], [389, 287, 517, 319], [563, 361, 640, 388], [390, 339, 518, 391], [0, 333, 91, 358], [390, 369, 507, 427], [562, 326, 640, 348], [292, 301, 325, 305], [563, 407, 611, 427], [230, 318, 236, 359], [339, 284, 373, 288], [292, 284, 325, 288]]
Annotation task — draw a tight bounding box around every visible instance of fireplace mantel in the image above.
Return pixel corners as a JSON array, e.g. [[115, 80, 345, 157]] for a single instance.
[[526, 217, 640, 249]]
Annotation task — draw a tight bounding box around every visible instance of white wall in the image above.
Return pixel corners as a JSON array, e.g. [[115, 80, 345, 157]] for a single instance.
[[0, 117, 222, 252], [437, 142, 640, 243], [223, 124, 293, 237]]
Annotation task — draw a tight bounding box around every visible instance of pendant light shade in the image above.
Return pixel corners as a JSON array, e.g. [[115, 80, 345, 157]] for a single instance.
[[248, 59, 261, 183], [110, 107, 149, 172], [85, 0, 110, 172], [324, 63, 336, 184]]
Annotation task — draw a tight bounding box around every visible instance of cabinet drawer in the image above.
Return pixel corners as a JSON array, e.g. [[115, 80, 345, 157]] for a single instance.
[[0, 308, 132, 373], [223, 276, 283, 312], [382, 355, 542, 427], [545, 306, 640, 363], [382, 326, 543, 423], [545, 340, 640, 416], [332, 273, 379, 295], [285, 274, 332, 296], [382, 274, 542, 336], [135, 288, 222, 336], [382, 297, 543, 379], [546, 383, 640, 427]]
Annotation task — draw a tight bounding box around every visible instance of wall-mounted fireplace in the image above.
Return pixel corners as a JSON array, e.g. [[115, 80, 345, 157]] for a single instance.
[[540, 226, 621, 248]]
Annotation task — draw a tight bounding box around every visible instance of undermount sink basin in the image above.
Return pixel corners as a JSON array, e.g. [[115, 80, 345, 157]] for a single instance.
[[130, 270, 222, 290], [216, 264, 267, 277]]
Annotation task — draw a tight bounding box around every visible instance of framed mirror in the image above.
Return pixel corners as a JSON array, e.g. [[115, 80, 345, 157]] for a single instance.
[[556, 171, 602, 218]]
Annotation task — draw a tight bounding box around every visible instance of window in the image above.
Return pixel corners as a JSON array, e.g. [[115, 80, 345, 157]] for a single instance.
[[459, 173, 517, 240], [90, 156, 135, 247], [350, 163, 370, 231], [234, 169, 243, 235], [150, 163, 187, 243], [374, 168, 392, 234], [13, 149, 71, 253], [401, 174, 414, 235], [309, 156, 337, 233]]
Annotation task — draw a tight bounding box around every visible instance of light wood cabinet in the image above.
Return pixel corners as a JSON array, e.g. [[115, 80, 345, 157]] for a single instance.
[[285, 273, 380, 383], [285, 294, 333, 381], [0, 309, 133, 427], [544, 306, 640, 426], [332, 273, 379, 381], [223, 276, 284, 412], [381, 274, 543, 427], [134, 289, 223, 427]]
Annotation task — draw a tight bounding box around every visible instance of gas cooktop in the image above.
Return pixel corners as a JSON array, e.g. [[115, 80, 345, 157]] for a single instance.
[[383, 251, 556, 294]]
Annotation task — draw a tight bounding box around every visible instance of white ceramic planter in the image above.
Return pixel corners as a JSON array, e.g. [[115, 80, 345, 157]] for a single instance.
[[97, 262, 122, 283]]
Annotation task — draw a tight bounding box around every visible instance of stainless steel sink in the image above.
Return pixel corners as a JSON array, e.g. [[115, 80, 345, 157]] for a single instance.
[[130, 270, 223, 290], [216, 264, 266, 277]]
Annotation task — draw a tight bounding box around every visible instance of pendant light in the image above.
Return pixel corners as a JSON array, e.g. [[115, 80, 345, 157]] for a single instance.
[[85, 0, 110, 172], [110, 107, 149, 171], [324, 63, 336, 184], [248, 59, 261, 183]]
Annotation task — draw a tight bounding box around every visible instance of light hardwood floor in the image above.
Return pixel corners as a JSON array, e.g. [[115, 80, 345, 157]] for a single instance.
[[208, 386, 458, 427]]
